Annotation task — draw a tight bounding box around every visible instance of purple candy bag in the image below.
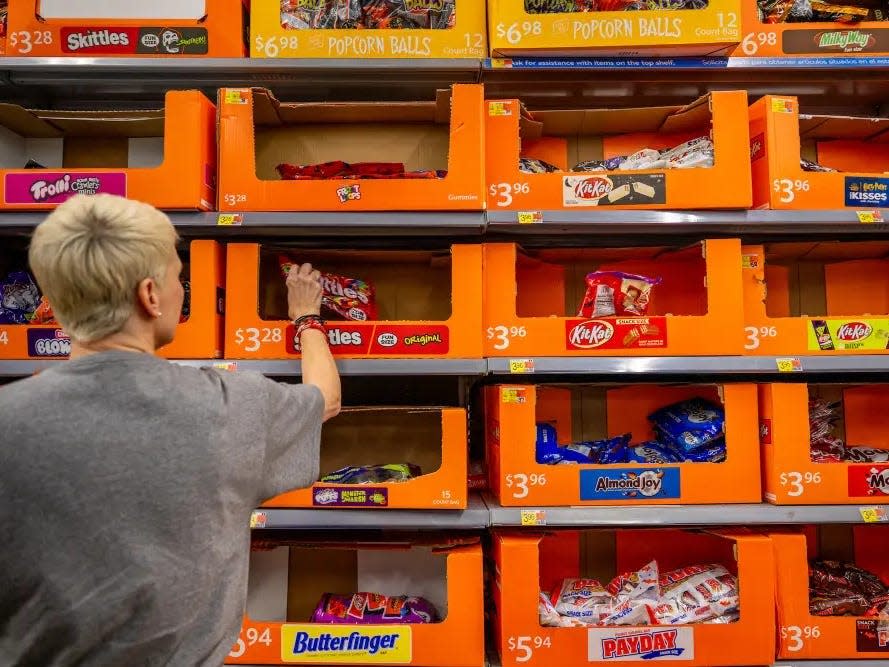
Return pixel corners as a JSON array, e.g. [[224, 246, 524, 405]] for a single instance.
[[311, 592, 438, 624]]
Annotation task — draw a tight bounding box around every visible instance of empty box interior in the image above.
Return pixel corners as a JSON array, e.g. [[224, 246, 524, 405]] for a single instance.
[[797, 113, 889, 173], [37, 0, 208, 19], [762, 241, 889, 318], [808, 384, 889, 452]]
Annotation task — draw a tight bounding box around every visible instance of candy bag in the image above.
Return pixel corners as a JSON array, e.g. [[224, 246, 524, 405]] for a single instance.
[[362, 0, 456, 29], [536, 423, 596, 464], [520, 157, 561, 174], [312, 593, 437, 624], [0, 271, 41, 323], [280, 0, 363, 29], [279, 255, 378, 321], [649, 398, 725, 453], [845, 446, 889, 463], [655, 564, 739, 624], [594, 434, 634, 464], [552, 578, 613, 623], [578, 271, 661, 318], [320, 463, 421, 484], [624, 442, 682, 464]]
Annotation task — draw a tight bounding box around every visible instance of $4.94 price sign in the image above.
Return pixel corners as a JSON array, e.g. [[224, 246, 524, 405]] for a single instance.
[[487, 325, 527, 351], [508, 635, 552, 663], [234, 327, 283, 353], [780, 625, 821, 652], [229, 625, 273, 659], [780, 471, 822, 497], [505, 472, 547, 499]]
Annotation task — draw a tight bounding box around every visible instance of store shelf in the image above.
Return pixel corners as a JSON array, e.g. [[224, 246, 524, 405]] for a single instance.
[[0, 358, 488, 377], [0, 57, 482, 104], [252, 493, 490, 531], [487, 356, 889, 377], [487, 498, 889, 527], [487, 209, 889, 238], [774, 663, 889, 666]]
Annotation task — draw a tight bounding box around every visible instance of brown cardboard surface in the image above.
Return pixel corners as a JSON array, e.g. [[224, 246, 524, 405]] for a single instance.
[[0, 104, 60, 138], [63, 137, 129, 168], [817, 524, 856, 562], [318, 408, 443, 478], [580, 530, 619, 584], [287, 548, 357, 622], [570, 387, 609, 443], [799, 114, 889, 142], [260, 249, 453, 322]]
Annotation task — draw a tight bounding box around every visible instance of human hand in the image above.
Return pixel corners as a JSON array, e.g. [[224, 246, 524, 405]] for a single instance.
[[286, 262, 322, 321]]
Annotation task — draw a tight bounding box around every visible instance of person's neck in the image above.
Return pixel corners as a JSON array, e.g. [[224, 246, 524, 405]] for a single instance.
[[70, 331, 155, 360]]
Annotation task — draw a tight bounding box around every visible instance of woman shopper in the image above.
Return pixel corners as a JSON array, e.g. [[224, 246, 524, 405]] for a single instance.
[[0, 194, 340, 666]]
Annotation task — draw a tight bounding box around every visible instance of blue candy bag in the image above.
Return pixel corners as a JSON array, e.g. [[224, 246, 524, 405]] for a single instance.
[[649, 397, 725, 452], [594, 434, 634, 464], [682, 438, 727, 463], [624, 441, 683, 464], [536, 423, 595, 465]]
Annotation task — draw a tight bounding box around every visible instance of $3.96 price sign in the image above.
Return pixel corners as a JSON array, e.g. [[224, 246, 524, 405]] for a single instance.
[[487, 325, 528, 351], [780, 625, 821, 652], [508, 635, 551, 663], [505, 473, 546, 499], [229, 625, 273, 659], [234, 327, 283, 353], [780, 471, 822, 497]]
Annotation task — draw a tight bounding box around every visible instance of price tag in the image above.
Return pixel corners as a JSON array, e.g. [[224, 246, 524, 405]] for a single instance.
[[859, 506, 888, 523], [857, 210, 884, 224], [501, 387, 527, 404], [213, 362, 238, 371], [517, 211, 542, 224], [224, 89, 249, 105], [520, 509, 546, 526], [488, 101, 511, 116], [249, 511, 268, 528], [217, 213, 243, 226], [508, 359, 535, 374], [741, 254, 760, 269], [489, 58, 513, 69], [776, 357, 803, 372], [771, 98, 794, 113]]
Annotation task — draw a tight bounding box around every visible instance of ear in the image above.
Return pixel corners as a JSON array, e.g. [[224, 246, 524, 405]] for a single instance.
[[135, 277, 161, 319]]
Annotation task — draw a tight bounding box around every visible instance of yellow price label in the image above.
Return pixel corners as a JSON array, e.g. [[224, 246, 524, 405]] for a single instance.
[[249, 511, 267, 528], [860, 507, 888, 523], [488, 101, 511, 116], [217, 214, 243, 226], [213, 362, 238, 371], [517, 211, 542, 224], [224, 89, 249, 105], [776, 358, 802, 372], [501, 387, 527, 404], [771, 98, 794, 113], [508, 359, 535, 374], [489, 58, 513, 69], [521, 509, 546, 526], [857, 210, 884, 224], [741, 254, 760, 269]]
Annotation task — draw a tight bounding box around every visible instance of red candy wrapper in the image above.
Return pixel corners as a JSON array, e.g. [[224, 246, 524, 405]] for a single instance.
[[276, 160, 445, 181], [279, 255, 378, 321], [362, 0, 456, 29], [578, 271, 661, 318]]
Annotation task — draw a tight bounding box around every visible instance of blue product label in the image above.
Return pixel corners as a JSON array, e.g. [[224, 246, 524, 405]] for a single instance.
[[27, 328, 71, 358], [580, 468, 681, 501], [845, 176, 889, 207]]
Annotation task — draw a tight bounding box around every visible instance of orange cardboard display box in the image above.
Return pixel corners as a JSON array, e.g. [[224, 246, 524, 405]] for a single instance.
[[0, 239, 224, 360], [261, 406, 468, 510], [0, 90, 216, 211], [485, 382, 760, 506], [734, 0, 889, 58], [6, 0, 246, 57], [485, 92, 751, 212], [487, 0, 742, 56], [771, 525, 889, 659], [227, 538, 484, 666], [493, 528, 776, 666], [483, 239, 745, 357], [750, 95, 889, 210], [760, 383, 889, 504], [225, 243, 483, 359], [217, 85, 485, 212], [742, 240, 889, 355], [251, 0, 487, 58]]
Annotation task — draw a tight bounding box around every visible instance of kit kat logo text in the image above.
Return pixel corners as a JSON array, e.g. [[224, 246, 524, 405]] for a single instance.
[[750, 133, 765, 162], [571, 175, 613, 202], [837, 321, 872, 342], [568, 320, 615, 348]]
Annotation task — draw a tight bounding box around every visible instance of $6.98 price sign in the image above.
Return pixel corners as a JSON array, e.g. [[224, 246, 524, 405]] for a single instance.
[[505, 473, 546, 499], [780, 471, 822, 497], [508, 635, 552, 663], [495, 21, 543, 45], [229, 626, 273, 658], [487, 325, 528, 351], [234, 327, 283, 353], [781, 625, 821, 652]]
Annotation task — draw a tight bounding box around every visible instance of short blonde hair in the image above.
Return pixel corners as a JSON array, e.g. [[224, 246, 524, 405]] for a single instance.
[[29, 195, 178, 343]]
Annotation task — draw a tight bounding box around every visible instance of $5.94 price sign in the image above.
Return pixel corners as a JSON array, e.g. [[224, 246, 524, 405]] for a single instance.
[[229, 625, 273, 659], [487, 325, 528, 351], [780, 471, 822, 497], [505, 473, 547, 499], [508, 635, 552, 663], [780, 625, 821, 652], [234, 327, 283, 353]]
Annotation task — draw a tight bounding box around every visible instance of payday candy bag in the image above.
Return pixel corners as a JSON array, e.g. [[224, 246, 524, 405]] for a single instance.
[[279, 255, 378, 321]]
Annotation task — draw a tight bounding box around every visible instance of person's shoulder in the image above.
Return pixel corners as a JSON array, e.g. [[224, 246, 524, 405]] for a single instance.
[[0, 371, 59, 415]]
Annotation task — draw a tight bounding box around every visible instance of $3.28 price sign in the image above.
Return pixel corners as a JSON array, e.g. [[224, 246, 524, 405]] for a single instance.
[[228, 626, 273, 659], [507, 635, 552, 663], [234, 327, 283, 353]]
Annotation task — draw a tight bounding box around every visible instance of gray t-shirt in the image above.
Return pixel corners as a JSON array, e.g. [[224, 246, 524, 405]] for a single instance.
[[0, 350, 324, 667]]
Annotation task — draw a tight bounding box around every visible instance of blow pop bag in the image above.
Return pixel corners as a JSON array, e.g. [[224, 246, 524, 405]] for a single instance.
[[279, 255, 378, 321]]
